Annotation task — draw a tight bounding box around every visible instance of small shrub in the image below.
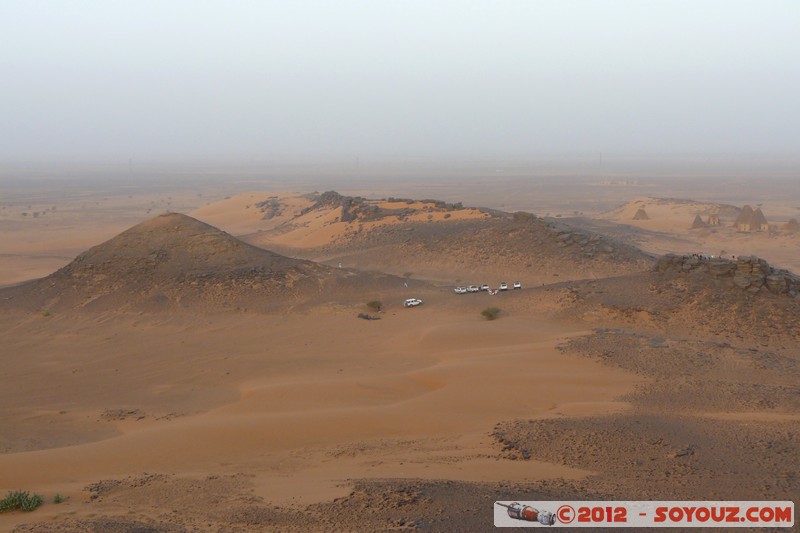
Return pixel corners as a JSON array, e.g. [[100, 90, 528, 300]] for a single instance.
[[481, 307, 502, 321], [21, 494, 43, 511], [54, 494, 64, 504], [0, 490, 44, 513], [366, 300, 382, 312], [42, 310, 51, 317]]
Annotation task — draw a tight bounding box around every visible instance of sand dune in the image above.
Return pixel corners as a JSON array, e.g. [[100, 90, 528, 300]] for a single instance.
[[0, 309, 640, 530], [190, 192, 316, 236]]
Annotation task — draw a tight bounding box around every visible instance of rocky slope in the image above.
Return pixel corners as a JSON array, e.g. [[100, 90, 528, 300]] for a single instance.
[[0, 213, 407, 313], [249, 198, 655, 284]]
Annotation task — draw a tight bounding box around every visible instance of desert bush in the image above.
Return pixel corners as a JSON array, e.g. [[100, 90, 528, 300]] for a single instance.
[[481, 307, 502, 321], [0, 490, 44, 513], [54, 494, 65, 504], [366, 300, 382, 312], [513, 211, 537, 223]]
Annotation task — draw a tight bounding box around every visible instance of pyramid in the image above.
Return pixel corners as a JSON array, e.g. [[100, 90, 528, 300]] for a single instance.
[[751, 208, 768, 229], [734, 205, 754, 227], [632, 208, 650, 220], [734, 205, 768, 231], [783, 219, 800, 233], [691, 214, 707, 229]]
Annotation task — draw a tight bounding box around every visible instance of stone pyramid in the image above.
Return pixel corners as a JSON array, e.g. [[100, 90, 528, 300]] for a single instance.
[[691, 214, 707, 229]]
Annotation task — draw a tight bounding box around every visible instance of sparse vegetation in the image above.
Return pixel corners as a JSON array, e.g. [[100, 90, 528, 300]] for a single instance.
[[366, 300, 382, 312], [42, 310, 51, 317], [54, 494, 65, 504], [0, 490, 44, 513], [513, 211, 537, 223], [481, 307, 502, 321]]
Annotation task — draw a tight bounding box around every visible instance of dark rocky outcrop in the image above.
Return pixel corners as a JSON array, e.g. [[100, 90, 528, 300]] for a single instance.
[[301, 191, 467, 224], [655, 254, 800, 297]]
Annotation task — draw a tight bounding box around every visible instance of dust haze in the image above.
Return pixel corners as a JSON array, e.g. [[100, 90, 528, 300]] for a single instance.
[[2, 2, 799, 161]]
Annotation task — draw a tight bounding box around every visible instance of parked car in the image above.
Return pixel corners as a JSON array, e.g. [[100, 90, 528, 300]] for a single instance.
[[404, 298, 423, 307], [467, 285, 480, 292], [499, 282, 508, 291], [454, 286, 467, 294], [480, 284, 490, 291], [513, 281, 522, 289]]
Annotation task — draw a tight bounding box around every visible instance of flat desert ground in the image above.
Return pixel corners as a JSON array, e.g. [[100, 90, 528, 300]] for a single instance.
[[1, 169, 798, 531]]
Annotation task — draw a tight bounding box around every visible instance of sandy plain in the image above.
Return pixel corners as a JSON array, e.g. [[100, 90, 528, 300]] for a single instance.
[[1, 168, 798, 531]]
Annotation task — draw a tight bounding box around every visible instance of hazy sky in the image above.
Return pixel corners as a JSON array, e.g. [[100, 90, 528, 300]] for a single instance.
[[1, 1, 798, 162]]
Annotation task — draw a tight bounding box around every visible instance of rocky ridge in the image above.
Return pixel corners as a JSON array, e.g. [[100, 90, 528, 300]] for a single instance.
[[655, 254, 800, 297]]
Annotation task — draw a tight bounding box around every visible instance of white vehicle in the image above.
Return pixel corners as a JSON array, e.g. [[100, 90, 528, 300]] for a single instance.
[[403, 298, 423, 307], [454, 286, 467, 294], [513, 281, 522, 289], [480, 284, 490, 291], [499, 282, 508, 291], [467, 285, 480, 293]]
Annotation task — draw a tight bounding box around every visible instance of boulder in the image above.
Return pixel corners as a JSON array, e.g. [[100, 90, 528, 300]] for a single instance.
[[765, 275, 788, 294], [707, 261, 735, 277], [733, 274, 752, 289]]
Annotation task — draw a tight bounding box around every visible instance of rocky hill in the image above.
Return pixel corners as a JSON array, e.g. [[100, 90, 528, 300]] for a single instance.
[[488, 253, 800, 506], [0, 213, 406, 312], [655, 254, 800, 296], [522, 254, 800, 344], [245, 194, 654, 284]]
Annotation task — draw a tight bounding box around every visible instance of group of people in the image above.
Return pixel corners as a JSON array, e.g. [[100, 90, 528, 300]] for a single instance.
[[683, 252, 737, 261]]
